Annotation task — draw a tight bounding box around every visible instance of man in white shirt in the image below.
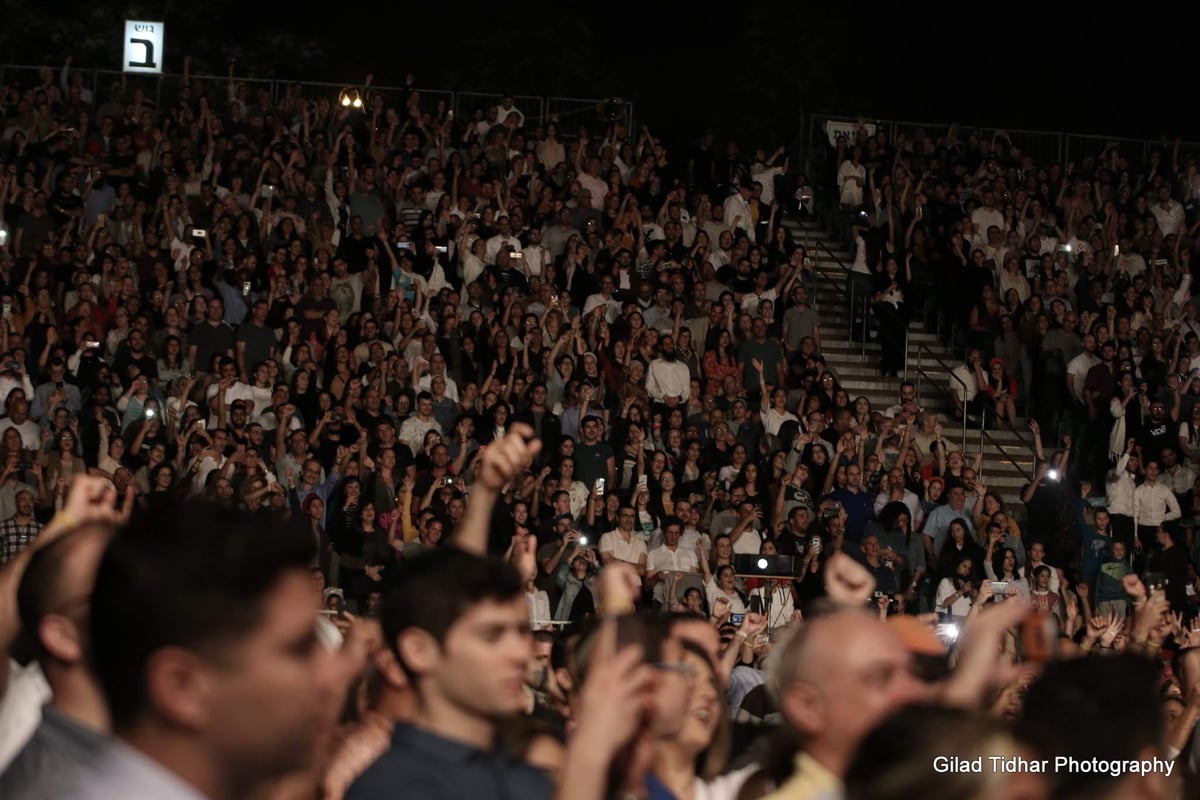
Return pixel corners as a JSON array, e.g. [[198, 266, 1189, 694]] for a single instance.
[[1133, 459, 1181, 555], [1105, 442, 1138, 551], [494, 96, 524, 127], [0, 396, 40, 451], [646, 337, 691, 412], [577, 159, 607, 210], [582, 275, 622, 324], [415, 352, 460, 402], [205, 358, 255, 428], [873, 468, 924, 529], [398, 392, 443, 455], [1151, 186, 1185, 238], [949, 349, 988, 421], [1161, 447, 1195, 506], [599, 504, 647, 581], [192, 428, 231, 492], [484, 216, 521, 264], [969, 190, 1004, 238], [520, 228, 549, 277], [645, 517, 699, 605], [1065, 334, 1099, 406], [722, 185, 753, 235], [1114, 237, 1146, 278]]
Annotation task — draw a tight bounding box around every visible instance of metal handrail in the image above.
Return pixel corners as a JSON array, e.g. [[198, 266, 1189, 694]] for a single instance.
[[808, 236, 872, 361], [913, 342, 1034, 482], [976, 416, 1035, 484], [913, 346, 969, 453]]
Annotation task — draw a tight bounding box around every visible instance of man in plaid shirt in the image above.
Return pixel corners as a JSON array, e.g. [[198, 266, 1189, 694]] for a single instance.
[[0, 490, 41, 565]]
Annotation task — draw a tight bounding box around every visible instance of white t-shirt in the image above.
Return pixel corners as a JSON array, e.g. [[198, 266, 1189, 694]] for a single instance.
[[0, 659, 50, 772], [936, 577, 973, 619], [705, 577, 747, 615], [730, 527, 763, 555]]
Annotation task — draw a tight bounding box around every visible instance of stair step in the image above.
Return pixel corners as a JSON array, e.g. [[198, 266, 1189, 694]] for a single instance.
[[822, 326, 943, 343], [786, 216, 1037, 512]]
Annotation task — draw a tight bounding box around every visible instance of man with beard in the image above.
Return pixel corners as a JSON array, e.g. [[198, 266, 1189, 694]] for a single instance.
[[646, 335, 691, 419]]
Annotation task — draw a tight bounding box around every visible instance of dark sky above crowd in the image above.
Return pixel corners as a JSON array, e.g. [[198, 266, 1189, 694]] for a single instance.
[[9, 2, 1188, 146]]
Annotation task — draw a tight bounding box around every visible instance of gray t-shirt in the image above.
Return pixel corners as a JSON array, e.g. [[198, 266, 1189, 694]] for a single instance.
[[783, 306, 820, 351]]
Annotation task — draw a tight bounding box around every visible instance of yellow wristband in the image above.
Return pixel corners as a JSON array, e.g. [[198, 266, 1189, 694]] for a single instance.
[[51, 510, 80, 532], [599, 600, 635, 617]]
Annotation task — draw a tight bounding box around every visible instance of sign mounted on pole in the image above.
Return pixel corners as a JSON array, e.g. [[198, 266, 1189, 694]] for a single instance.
[[123, 20, 164, 74]]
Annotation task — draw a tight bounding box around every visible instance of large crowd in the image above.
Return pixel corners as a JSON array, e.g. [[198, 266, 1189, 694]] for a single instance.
[[0, 61, 1196, 800]]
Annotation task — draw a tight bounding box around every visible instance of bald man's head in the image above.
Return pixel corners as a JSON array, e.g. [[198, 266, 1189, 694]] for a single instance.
[[768, 608, 927, 776]]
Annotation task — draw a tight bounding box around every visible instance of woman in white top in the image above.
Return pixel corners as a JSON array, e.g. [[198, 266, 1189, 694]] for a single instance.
[[536, 123, 566, 170], [982, 539, 1031, 604], [650, 644, 758, 800], [935, 556, 977, 623], [761, 385, 799, 438], [837, 147, 866, 209], [703, 563, 747, 616], [558, 456, 590, 519]]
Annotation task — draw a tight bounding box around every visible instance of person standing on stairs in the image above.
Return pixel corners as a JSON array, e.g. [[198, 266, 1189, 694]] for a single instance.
[[848, 222, 874, 341], [949, 349, 991, 428], [871, 254, 910, 377]]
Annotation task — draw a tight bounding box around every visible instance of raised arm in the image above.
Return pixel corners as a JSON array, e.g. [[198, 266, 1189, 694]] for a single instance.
[[456, 424, 541, 556]]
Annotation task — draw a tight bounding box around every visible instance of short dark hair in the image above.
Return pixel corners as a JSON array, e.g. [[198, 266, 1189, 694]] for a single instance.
[[381, 548, 522, 669], [17, 528, 104, 664], [89, 503, 315, 730], [1017, 655, 1162, 800]]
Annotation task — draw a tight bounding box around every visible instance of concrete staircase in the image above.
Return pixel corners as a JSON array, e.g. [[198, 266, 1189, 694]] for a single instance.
[[781, 219, 1035, 516]]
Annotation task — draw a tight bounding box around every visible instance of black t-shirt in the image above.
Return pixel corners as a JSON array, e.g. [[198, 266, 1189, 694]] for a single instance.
[[1139, 416, 1173, 464], [189, 320, 236, 373], [48, 191, 83, 226], [574, 441, 613, 489]]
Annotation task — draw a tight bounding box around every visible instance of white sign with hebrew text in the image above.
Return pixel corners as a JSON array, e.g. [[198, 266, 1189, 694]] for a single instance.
[[123, 20, 164, 74]]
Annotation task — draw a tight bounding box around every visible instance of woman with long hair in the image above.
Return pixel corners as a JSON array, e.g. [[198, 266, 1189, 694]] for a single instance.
[[985, 357, 1018, 427], [935, 518, 984, 581], [650, 644, 755, 800], [702, 329, 741, 398], [983, 531, 1031, 603]]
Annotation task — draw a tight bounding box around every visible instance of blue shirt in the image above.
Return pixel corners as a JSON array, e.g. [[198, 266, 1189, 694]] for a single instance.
[[347, 724, 552, 800], [831, 487, 874, 542], [923, 503, 976, 559]]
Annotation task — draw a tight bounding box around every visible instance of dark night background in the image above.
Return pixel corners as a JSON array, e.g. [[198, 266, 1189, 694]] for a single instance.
[[1, 2, 1186, 149]]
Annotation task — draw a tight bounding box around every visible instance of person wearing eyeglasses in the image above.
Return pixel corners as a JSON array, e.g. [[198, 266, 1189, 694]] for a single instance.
[[598, 504, 648, 581]]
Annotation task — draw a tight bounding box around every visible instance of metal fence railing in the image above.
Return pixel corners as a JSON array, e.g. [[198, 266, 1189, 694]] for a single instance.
[[0, 63, 630, 139], [805, 113, 1170, 175]]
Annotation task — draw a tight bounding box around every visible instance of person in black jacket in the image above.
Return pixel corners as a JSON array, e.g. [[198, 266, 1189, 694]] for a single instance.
[[511, 382, 561, 467]]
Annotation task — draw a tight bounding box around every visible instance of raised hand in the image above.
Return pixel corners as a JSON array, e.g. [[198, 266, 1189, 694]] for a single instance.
[[740, 611, 767, 638], [474, 423, 542, 493], [824, 553, 875, 606]]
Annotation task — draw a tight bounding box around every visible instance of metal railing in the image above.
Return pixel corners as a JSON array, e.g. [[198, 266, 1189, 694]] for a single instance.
[[976, 416, 1035, 485], [913, 343, 969, 454], [806, 113, 1168, 173], [911, 342, 1034, 483], [805, 234, 873, 362], [0, 63, 631, 135]]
